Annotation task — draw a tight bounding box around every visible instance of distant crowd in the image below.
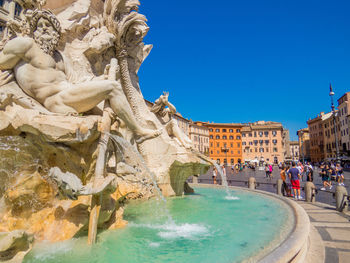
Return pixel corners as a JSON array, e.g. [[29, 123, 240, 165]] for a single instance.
[[280, 161, 345, 200]]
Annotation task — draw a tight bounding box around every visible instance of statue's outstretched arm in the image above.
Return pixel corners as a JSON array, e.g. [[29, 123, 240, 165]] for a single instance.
[[0, 37, 32, 70]]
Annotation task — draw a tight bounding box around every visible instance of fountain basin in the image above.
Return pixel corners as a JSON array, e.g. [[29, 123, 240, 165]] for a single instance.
[[23, 185, 309, 263]]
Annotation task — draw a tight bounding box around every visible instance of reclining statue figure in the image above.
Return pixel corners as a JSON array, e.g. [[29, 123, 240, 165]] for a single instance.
[[0, 9, 160, 143]]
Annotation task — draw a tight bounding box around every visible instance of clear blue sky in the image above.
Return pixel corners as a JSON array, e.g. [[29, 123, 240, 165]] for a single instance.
[[137, 0, 350, 141]]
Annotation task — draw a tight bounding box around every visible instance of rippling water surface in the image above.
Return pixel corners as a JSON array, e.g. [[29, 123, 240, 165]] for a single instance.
[[24, 187, 294, 263]]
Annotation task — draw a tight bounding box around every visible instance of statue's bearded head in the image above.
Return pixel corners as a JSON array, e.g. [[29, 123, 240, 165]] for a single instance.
[[31, 10, 61, 55]]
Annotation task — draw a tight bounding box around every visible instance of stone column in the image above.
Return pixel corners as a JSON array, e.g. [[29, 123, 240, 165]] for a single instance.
[[335, 186, 348, 212], [304, 182, 315, 203], [248, 177, 256, 190], [276, 179, 283, 196]]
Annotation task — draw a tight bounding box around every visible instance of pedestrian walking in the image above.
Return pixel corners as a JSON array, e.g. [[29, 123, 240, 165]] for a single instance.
[[336, 163, 345, 186], [265, 164, 270, 179], [212, 167, 217, 185], [320, 164, 331, 190], [268, 164, 273, 179]]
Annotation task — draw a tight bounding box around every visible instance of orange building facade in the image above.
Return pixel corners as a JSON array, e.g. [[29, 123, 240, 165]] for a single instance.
[[203, 123, 243, 165]]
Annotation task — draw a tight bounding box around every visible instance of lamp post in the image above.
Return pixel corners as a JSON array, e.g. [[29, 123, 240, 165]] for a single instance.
[[300, 130, 305, 164], [329, 83, 340, 163], [222, 144, 229, 166]]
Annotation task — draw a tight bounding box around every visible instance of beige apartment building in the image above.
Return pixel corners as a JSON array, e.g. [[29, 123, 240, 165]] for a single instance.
[[307, 112, 331, 162], [322, 110, 341, 160], [337, 92, 350, 155], [289, 141, 300, 162], [190, 122, 209, 155], [241, 121, 285, 164], [297, 128, 310, 161]]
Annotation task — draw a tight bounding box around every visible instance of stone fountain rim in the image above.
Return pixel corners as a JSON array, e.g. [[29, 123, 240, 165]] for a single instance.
[[189, 183, 310, 263]]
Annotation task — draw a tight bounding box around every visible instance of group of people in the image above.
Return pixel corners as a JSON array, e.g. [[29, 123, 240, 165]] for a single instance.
[[280, 161, 345, 200], [319, 162, 345, 190]]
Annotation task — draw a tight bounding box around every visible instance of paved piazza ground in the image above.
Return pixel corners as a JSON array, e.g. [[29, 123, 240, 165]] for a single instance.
[[197, 166, 350, 206], [194, 167, 350, 262]]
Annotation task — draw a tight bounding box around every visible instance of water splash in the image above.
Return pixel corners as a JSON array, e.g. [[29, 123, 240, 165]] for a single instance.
[[129, 222, 210, 240], [108, 134, 174, 224], [214, 163, 239, 200]]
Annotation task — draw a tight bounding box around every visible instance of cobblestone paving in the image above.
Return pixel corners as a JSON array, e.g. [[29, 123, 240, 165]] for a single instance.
[[298, 202, 350, 263]]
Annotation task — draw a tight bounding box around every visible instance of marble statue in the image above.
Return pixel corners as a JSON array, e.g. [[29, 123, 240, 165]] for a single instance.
[[0, 9, 160, 143], [151, 92, 193, 149], [0, 0, 210, 256]]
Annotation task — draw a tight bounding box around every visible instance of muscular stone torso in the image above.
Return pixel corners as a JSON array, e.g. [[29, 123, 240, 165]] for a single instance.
[[13, 40, 67, 104]]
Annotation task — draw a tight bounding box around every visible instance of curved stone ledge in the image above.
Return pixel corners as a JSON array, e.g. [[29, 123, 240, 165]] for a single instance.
[[189, 183, 312, 263]]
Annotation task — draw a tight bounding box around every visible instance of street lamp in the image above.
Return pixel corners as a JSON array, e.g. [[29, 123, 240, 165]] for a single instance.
[[222, 144, 229, 166], [329, 83, 340, 163], [300, 130, 305, 164]]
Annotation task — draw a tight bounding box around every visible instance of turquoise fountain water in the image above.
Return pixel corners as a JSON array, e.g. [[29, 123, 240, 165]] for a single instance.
[[24, 186, 294, 263]]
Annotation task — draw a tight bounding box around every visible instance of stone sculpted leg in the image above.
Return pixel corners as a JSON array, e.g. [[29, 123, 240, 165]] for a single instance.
[[108, 84, 161, 143]]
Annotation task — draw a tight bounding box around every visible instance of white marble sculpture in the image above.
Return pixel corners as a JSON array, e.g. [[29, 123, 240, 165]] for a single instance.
[[0, 0, 210, 252]]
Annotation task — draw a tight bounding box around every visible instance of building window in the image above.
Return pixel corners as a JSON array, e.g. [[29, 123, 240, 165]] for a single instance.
[[273, 147, 277, 152], [254, 132, 257, 137], [272, 139, 277, 144], [230, 159, 234, 164], [265, 140, 269, 145], [215, 129, 220, 132], [242, 133, 246, 137], [223, 135, 227, 139], [253, 140, 258, 145], [272, 131, 277, 136], [242, 142, 246, 145], [210, 135, 213, 139], [236, 129, 240, 133], [249, 133, 252, 137], [230, 143, 233, 147], [259, 148, 264, 152], [237, 143, 240, 147], [249, 142, 253, 145], [229, 129, 233, 133], [216, 135, 220, 139], [238, 150, 240, 154], [210, 150, 213, 154], [266, 148, 269, 152], [14, 3, 22, 17], [231, 151, 233, 154], [259, 132, 263, 137], [209, 128, 213, 132], [229, 136, 233, 140], [217, 143, 219, 147], [264, 131, 268, 137], [259, 140, 263, 144], [210, 143, 213, 147], [236, 135, 241, 140]]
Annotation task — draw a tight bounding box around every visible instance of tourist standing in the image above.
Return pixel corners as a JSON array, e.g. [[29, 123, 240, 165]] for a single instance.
[[305, 162, 313, 182], [265, 164, 270, 179], [288, 162, 302, 200], [280, 165, 290, 196]]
